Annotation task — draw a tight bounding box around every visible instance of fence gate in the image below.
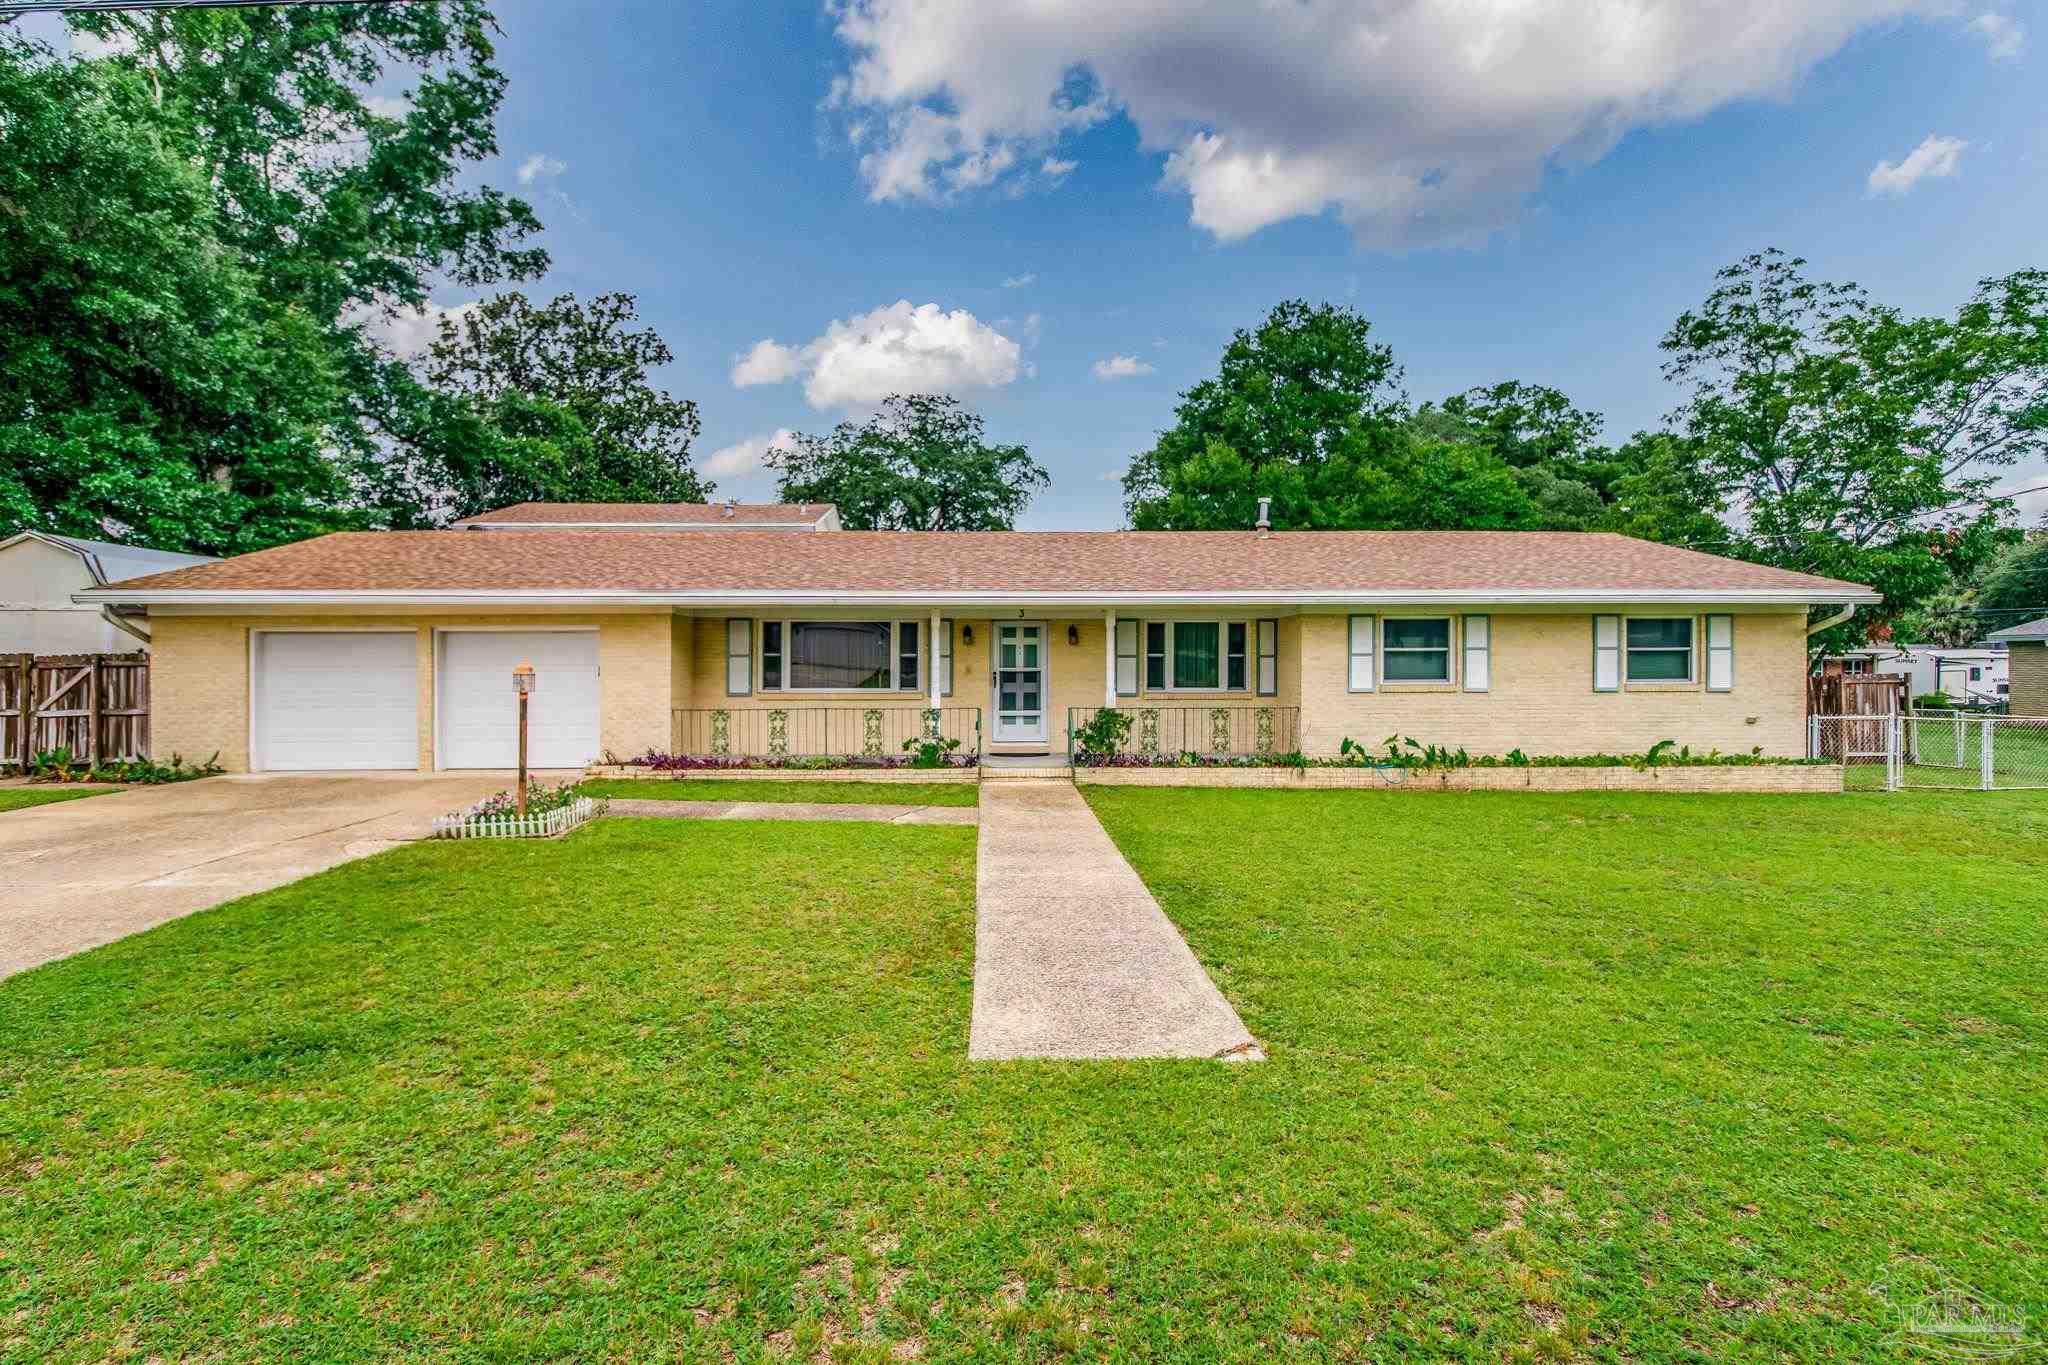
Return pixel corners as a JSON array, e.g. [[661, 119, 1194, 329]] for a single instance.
[[0, 652, 152, 768], [1809, 713, 1901, 791], [1897, 711, 2048, 791]]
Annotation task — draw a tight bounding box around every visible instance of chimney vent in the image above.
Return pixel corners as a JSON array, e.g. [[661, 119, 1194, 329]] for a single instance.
[[1255, 496, 1272, 536], [722, 497, 736, 519]]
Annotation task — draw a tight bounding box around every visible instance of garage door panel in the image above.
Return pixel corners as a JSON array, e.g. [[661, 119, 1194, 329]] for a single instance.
[[438, 631, 600, 769], [256, 632, 417, 771]]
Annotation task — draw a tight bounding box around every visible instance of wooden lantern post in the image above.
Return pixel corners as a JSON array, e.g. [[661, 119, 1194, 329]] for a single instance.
[[512, 660, 536, 816]]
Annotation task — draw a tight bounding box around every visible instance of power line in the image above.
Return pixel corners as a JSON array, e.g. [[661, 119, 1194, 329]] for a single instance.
[[1, 0, 435, 15]]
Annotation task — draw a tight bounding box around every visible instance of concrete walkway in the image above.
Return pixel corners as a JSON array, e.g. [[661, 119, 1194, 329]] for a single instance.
[[606, 798, 976, 825], [969, 783, 1259, 1061], [0, 772, 536, 980]]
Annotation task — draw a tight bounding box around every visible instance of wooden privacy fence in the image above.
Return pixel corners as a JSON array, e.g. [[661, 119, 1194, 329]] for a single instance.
[[1806, 672, 1905, 718], [0, 652, 151, 768]]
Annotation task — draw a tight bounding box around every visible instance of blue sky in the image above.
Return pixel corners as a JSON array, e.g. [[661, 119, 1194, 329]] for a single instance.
[[301, 3, 2048, 526]]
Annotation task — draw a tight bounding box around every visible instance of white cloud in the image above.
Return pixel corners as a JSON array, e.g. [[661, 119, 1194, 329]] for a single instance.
[[1969, 11, 2025, 58], [827, 0, 1958, 248], [1002, 272, 1037, 288], [516, 153, 568, 185], [365, 93, 411, 119], [730, 339, 807, 387], [704, 428, 798, 479], [345, 298, 478, 359], [1867, 133, 1967, 195], [730, 301, 1024, 408], [1041, 156, 1078, 181], [1092, 353, 1154, 381]]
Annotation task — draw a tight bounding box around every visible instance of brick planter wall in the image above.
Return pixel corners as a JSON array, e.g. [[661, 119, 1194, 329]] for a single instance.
[[584, 764, 979, 785], [1074, 765, 1845, 794]]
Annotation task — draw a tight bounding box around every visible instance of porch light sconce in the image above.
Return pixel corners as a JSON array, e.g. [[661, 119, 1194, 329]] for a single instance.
[[1067, 624, 1080, 646], [962, 625, 974, 645]]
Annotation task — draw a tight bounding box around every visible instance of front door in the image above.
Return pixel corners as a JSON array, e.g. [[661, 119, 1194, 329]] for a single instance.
[[992, 623, 1047, 744]]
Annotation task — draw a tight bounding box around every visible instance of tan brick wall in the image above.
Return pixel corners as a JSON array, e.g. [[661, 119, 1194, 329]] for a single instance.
[[2009, 642, 2048, 718], [150, 612, 673, 771], [1294, 610, 1810, 758]]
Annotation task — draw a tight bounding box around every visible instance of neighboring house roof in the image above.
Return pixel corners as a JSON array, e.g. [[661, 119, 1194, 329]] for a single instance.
[[0, 530, 216, 586], [452, 501, 839, 530], [77, 529, 1880, 608], [1986, 615, 2048, 642]]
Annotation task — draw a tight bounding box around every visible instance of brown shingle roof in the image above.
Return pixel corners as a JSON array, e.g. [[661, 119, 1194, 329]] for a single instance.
[[87, 529, 1877, 602], [452, 501, 831, 526]]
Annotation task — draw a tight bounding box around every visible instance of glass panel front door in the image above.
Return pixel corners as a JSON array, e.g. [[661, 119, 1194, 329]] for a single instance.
[[993, 623, 1046, 743]]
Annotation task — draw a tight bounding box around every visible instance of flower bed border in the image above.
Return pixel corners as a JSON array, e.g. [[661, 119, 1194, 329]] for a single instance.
[[1075, 765, 1845, 793], [432, 795, 608, 839]]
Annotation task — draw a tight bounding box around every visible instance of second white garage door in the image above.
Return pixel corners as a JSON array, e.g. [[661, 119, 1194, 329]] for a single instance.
[[437, 630, 601, 769]]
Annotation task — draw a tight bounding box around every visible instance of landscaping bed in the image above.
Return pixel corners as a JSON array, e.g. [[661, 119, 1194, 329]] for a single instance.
[[582, 777, 978, 806], [1077, 763, 1845, 792], [585, 763, 977, 785]]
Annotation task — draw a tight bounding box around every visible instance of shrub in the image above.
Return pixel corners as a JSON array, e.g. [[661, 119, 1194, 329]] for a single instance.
[[28, 748, 223, 785], [1071, 709, 1134, 761]]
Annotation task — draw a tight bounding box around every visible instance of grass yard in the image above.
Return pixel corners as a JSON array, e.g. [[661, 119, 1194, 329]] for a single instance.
[[0, 786, 113, 814], [2, 791, 2044, 1361], [580, 777, 978, 806]]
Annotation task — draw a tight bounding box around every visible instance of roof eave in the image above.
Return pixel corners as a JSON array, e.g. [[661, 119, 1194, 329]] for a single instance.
[[74, 586, 1884, 609]]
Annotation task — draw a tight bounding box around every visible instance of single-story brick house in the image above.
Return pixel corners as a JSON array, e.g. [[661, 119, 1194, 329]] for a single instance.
[[1986, 616, 2048, 716], [76, 502, 1878, 771]]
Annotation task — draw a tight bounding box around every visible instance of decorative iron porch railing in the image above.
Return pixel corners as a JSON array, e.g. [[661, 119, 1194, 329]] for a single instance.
[[1066, 705, 1300, 764], [667, 706, 981, 762]]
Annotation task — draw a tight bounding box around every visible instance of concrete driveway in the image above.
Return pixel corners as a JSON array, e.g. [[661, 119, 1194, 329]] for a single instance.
[[0, 772, 561, 980]]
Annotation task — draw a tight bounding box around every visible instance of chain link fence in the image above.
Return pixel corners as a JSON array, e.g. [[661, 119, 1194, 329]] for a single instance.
[[1811, 711, 2048, 792]]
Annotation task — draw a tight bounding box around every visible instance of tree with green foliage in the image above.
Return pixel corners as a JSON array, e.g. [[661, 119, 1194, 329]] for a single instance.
[[0, 35, 353, 553], [1, 4, 546, 551], [1661, 250, 2048, 619], [1976, 535, 2048, 615], [372, 292, 709, 524], [1122, 300, 1411, 529], [771, 395, 1048, 530]]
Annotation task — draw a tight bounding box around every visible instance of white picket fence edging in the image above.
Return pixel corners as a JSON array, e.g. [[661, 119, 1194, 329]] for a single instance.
[[431, 795, 608, 840]]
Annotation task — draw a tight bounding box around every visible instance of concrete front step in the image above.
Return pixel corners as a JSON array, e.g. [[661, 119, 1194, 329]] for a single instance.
[[979, 765, 1073, 781]]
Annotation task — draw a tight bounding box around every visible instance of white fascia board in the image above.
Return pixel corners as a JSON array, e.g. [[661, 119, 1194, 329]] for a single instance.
[[76, 586, 1883, 609]]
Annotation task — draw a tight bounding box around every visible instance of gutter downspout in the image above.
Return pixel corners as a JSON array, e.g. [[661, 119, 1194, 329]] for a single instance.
[[1806, 603, 1856, 638], [101, 605, 150, 647]]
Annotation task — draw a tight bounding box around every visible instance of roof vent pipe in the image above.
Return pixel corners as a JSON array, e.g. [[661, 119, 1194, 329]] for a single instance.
[[1255, 496, 1272, 536], [723, 497, 736, 519]]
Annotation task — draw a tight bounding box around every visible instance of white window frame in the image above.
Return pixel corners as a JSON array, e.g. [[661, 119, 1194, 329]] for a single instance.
[[1462, 614, 1490, 693], [769, 619, 923, 694], [1706, 614, 1734, 692], [1624, 615, 1697, 685], [1348, 614, 1376, 693], [725, 617, 752, 697], [1380, 615, 1455, 685], [1153, 619, 1251, 693], [896, 619, 922, 694], [1114, 619, 1140, 697], [1256, 619, 1279, 697], [760, 620, 783, 692], [1593, 614, 1620, 693]]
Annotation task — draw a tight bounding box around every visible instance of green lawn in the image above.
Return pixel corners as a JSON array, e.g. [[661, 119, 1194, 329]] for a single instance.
[[580, 776, 978, 806], [0, 785, 112, 814], [2, 792, 2044, 1361]]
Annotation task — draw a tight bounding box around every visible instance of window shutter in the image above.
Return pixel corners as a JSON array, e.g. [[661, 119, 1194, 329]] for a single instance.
[[1115, 619, 1139, 696], [1463, 615, 1491, 692], [1348, 615, 1376, 692], [726, 618, 753, 696], [939, 619, 955, 696], [1707, 614, 1734, 691], [1256, 619, 1279, 696], [1592, 615, 1620, 692]]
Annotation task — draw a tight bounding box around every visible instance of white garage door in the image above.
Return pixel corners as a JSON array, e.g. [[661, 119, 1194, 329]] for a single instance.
[[255, 632, 418, 770], [438, 630, 601, 769]]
